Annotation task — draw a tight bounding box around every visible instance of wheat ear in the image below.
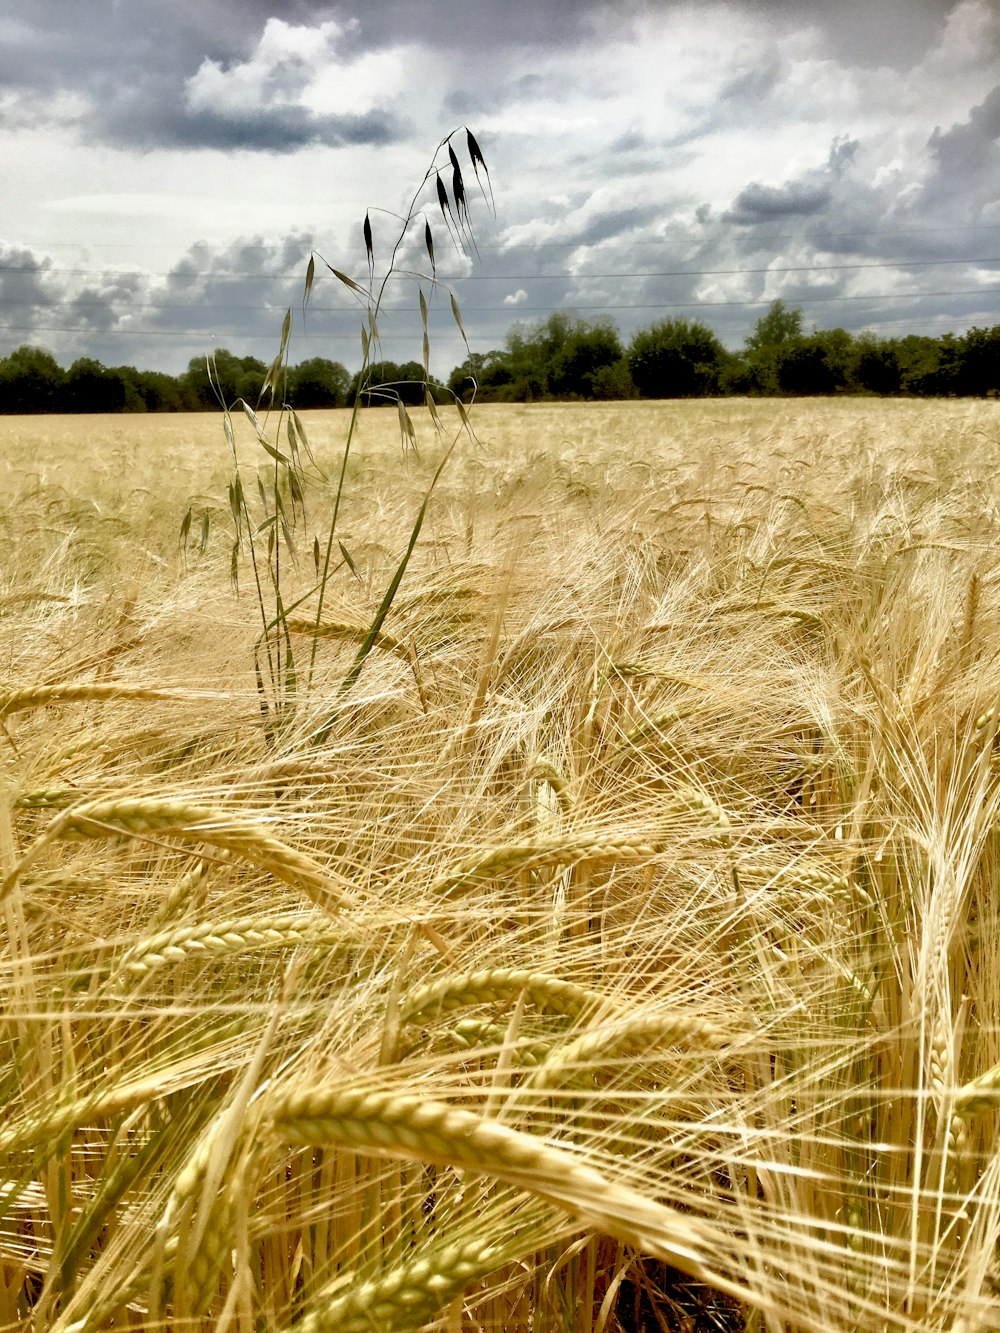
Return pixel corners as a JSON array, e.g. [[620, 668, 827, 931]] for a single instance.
[[269, 1083, 774, 1319], [1, 796, 354, 913], [114, 912, 340, 987], [429, 834, 661, 898], [295, 1235, 506, 1333], [522, 1009, 733, 1094], [954, 1063, 1000, 1116], [400, 967, 612, 1024], [0, 681, 217, 719], [0, 1074, 179, 1156]]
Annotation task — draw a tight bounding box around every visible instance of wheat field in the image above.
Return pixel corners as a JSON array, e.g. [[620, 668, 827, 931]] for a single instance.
[[2, 396, 1000, 1331]]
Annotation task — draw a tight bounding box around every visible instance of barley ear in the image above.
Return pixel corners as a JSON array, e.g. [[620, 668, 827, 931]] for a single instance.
[[296, 1235, 507, 1333]]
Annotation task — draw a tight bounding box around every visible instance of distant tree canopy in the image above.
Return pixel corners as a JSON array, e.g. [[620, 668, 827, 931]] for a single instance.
[[0, 346, 66, 413], [179, 350, 269, 410], [0, 348, 350, 413], [745, 299, 804, 355], [287, 357, 351, 409], [627, 319, 731, 398], [451, 304, 1000, 403], [0, 308, 997, 412], [348, 360, 444, 407], [448, 313, 631, 402]]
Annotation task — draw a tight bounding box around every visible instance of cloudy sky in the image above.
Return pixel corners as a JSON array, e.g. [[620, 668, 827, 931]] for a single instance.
[[1, 0, 997, 377]]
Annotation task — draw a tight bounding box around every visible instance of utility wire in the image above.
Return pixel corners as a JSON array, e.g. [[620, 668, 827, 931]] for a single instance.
[[0, 258, 996, 281], [18, 222, 1000, 255], [0, 288, 996, 318]]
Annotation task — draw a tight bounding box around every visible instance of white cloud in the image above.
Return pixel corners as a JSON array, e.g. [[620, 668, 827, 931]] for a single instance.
[[504, 289, 528, 305], [184, 17, 409, 120]]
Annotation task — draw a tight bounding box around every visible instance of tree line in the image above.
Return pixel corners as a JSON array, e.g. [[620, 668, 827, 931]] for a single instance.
[[0, 347, 356, 414], [0, 302, 997, 412], [448, 303, 1000, 401]]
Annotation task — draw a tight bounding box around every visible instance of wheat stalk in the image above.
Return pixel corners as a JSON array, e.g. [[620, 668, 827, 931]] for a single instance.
[[521, 1008, 733, 1094], [429, 834, 662, 897], [113, 911, 339, 986], [2, 795, 354, 913], [400, 967, 613, 1024], [0, 681, 220, 720], [268, 1082, 779, 1321], [293, 1235, 507, 1333]]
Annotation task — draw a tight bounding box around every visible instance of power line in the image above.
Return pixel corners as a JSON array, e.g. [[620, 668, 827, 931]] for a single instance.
[[1, 287, 998, 320], [0, 327, 389, 340], [0, 258, 997, 282], [3, 294, 997, 341], [19, 222, 1000, 254]]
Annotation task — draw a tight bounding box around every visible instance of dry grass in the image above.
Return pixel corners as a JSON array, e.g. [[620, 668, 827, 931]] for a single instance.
[[2, 397, 1000, 1331]]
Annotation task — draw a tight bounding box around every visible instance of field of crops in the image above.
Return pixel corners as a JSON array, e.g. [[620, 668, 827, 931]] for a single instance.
[[2, 397, 1000, 1331]]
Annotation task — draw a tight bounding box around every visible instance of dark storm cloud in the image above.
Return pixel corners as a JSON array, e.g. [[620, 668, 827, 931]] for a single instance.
[[0, 235, 318, 371], [145, 231, 491, 375], [718, 139, 867, 247], [330, 0, 616, 49], [921, 85, 1000, 212], [723, 181, 833, 225], [526, 204, 666, 250], [742, 0, 959, 67], [141, 236, 316, 355], [718, 58, 783, 108], [102, 95, 403, 154], [0, 0, 609, 122], [0, 245, 61, 342]]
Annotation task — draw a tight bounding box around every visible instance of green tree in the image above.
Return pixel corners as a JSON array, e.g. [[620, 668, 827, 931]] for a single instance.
[[64, 357, 128, 413], [775, 330, 854, 395], [894, 334, 966, 396], [179, 350, 269, 409], [0, 345, 66, 413], [743, 300, 804, 392], [449, 314, 632, 402], [448, 350, 516, 402], [853, 337, 902, 395], [288, 357, 350, 409], [718, 358, 758, 395], [745, 299, 803, 355], [548, 319, 625, 398], [626, 319, 729, 398], [123, 368, 192, 412], [348, 360, 437, 406], [956, 326, 1000, 396], [503, 311, 575, 399], [587, 357, 637, 400], [895, 335, 941, 395]]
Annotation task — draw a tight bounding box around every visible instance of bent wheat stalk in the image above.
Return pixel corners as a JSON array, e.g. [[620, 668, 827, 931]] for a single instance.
[[293, 1234, 511, 1333], [429, 834, 662, 898], [400, 966, 613, 1024], [268, 1083, 785, 1324], [521, 1008, 733, 1095], [0, 681, 223, 720], [1, 795, 354, 914]]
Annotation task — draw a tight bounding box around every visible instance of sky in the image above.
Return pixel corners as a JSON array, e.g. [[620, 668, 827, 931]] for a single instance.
[[0, 0, 997, 378]]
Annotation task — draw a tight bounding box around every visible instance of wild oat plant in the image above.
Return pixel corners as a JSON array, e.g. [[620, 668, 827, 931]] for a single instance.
[[196, 129, 489, 742], [2, 190, 1000, 1333]]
